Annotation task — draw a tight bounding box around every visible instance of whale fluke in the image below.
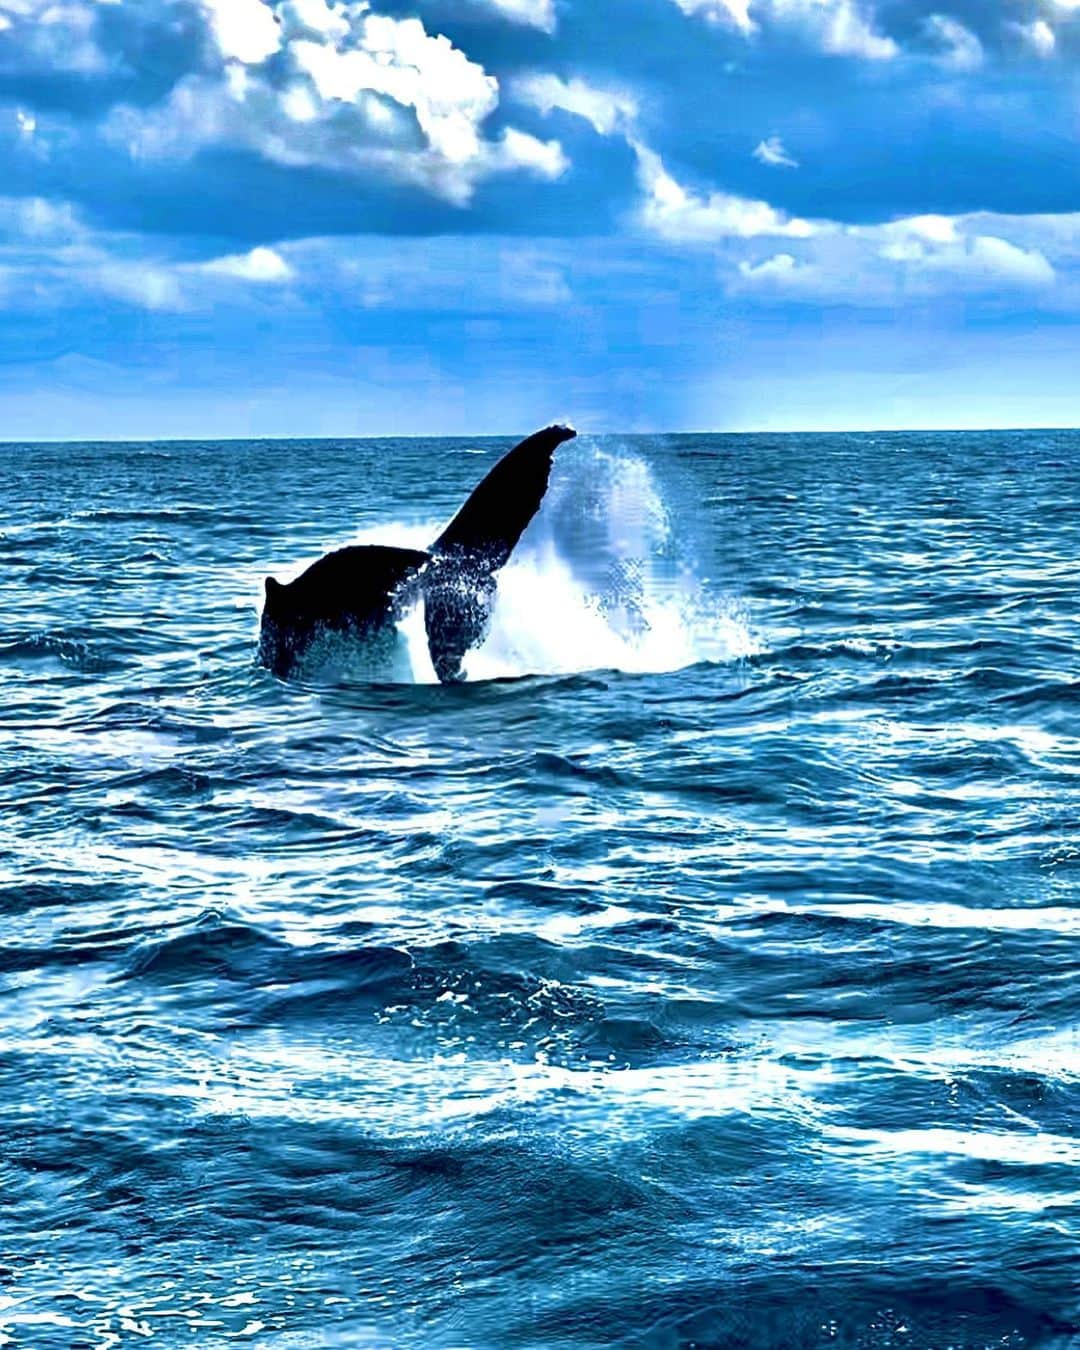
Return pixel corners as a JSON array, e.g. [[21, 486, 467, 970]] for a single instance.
[[432, 424, 577, 569], [424, 424, 577, 682], [258, 424, 577, 683]]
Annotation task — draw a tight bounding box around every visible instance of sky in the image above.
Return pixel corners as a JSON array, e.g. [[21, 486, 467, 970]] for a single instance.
[[2, 0, 1079, 438]]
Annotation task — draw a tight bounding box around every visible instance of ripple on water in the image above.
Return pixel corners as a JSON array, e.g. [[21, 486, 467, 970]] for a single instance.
[[0, 432, 1078, 1347]]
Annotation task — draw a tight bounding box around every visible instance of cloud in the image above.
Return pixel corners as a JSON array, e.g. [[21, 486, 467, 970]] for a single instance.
[[473, 0, 557, 32], [871, 213, 959, 247], [732, 210, 1057, 304], [868, 217, 1055, 289], [634, 141, 819, 241], [0, 0, 108, 73], [0, 196, 299, 313], [202, 245, 294, 283], [106, 2, 568, 205], [737, 251, 819, 286], [1012, 19, 1055, 57], [0, 194, 82, 240], [924, 14, 982, 71], [200, 0, 282, 65], [513, 73, 638, 136], [1, 0, 1077, 248], [670, 0, 897, 60], [780, 0, 897, 60], [94, 260, 186, 311], [0, 196, 586, 321], [753, 135, 798, 169], [671, 0, 754, 34], [672, 1, 1056, 68], [902, 231, 1054, 287]]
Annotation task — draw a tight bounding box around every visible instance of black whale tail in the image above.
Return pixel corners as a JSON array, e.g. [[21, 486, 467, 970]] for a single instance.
[[423, 423, 577, 682], [258, 425, 576, 683], [432, 424, 577, 569]]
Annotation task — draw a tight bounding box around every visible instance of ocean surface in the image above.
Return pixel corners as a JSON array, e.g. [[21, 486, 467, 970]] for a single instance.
[[1, 430, 1077, 1349]]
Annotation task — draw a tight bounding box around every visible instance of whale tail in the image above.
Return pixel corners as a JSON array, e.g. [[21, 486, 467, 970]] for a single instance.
[[423, 424, 577, 681], [258, 424, 576, 682], [432, 424, 577, 569]]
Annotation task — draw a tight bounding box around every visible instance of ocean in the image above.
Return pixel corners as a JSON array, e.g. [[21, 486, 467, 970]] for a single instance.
[[1, 431, 1077, 1348]]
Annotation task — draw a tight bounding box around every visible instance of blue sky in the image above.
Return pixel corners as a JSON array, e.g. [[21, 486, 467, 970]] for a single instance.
[[2, 0, 1079, 437]]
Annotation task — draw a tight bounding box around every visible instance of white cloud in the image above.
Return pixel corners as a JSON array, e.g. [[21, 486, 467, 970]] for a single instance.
[[924, 14, 982, 71], [0, 228, 299, 313], [95, 261, 185, 311], [200, 0, 282, 65], [0, 194, 300, 311], [108, 3, 567, 205], [753, 135, 798, 168], [513, 73, 638, 136], [0, 194, 1070, 331], [0, 0, 108, 72], [493, 125, 567, 179], [0, 194, 82, 240], [289, 16, 500, 168], [634, 141, 819, 241], [870, 221, 1053, 287], [281, 0, 350, 40], [732, 210, 1057, 303], [670, 0, 897, 60], [737, 251, 820, 286], [872, 215, 1054, 287], [202, 246, 294, 283], [740, 251, 796, 278], [1013, 19, 1055, 57], [916, 232, 1054, 286], [671, 0, 754, 34], [863, 213, 960, 249], [797, 0, 897, 60], [473, 0, 557, 32]]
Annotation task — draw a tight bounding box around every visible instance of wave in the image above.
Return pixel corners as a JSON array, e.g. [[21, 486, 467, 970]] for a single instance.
[[0, 632, 131, 674]]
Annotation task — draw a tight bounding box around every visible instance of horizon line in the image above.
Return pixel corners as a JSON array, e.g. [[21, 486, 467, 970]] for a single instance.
[[1, 423, 1078, 446]]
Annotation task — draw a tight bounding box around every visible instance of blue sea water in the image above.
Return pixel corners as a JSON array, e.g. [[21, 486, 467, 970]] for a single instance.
[[1, 430, 1077, 1349]]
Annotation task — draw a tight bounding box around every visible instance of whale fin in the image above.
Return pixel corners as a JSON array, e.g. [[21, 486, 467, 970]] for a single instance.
[[431, 424, 576, 570], [422, 425, 576, 682], [259, 544, 429, 675]]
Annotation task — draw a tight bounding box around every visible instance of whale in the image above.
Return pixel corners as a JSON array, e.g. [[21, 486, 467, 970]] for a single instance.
[[258, 424, 577, 683]]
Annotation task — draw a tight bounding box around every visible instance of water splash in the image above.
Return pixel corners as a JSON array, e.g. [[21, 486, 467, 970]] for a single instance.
[[369, 440, 756, 684]]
